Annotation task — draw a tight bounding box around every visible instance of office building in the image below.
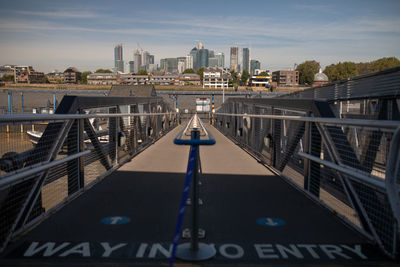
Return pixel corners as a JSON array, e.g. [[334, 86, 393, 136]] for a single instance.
[[87, 73, 119, 85], [148, 55, 155, 65], [272, 70, 299, 87], [208, 50, 215, 59], [64, 67, 81, 84], [242, 48, 249, 73], [133, 50, 141, 74], [198, 48, 209, 69], [250, 60, 261, 75], [129, 61, 134, 73], [164, 58, 178, 73], [230, 46, 239, 72], [114, 44, 124, 73], [177, 57, 186, 73], [216, 53, 225, 68], [250, 72, 271, 88], [185, 55, 193, 70], [208, 57, 219, 68], [141, 51, 150, 69], [190, 47, 199, 71], [203, 67, 232, 89]]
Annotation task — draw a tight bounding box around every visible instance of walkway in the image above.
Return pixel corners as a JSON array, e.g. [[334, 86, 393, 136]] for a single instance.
[[1, 124, 388, 266]]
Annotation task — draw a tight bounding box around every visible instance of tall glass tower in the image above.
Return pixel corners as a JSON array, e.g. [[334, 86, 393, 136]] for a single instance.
[[198, 49, 209, 69], [230, 46, 239, 72], [242, 48, 249, 73], [190, 47, 199, 71], [114, 44, 124, 73], [216, 52, 225, 68]]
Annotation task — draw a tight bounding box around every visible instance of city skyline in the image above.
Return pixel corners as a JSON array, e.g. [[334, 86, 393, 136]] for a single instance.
[[0, 0, 399, 73]]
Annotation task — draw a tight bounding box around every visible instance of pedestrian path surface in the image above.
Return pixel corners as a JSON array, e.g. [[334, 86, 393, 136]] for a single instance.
[[1, 123, 389, 266]]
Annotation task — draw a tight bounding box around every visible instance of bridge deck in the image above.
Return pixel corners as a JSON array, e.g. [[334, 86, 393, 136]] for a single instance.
[[2, 125, 388, 265]]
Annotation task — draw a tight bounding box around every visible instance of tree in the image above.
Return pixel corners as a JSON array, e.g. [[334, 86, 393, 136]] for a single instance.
[[368, 57, 400, 72], [324, 62, 358, 82], [197, 68, 205, 84], [137, 69, 148, 75], [1, 74, 14, 82], [258, 71, 268, 76], [183, 68, 195, 74], [42, 76, 50, 84], [95, 69, 112, 73], [81, 71, 92, 84], [241, 70, 250, 86], [230, 71, 239, 90], [296, 60, 320, 85]]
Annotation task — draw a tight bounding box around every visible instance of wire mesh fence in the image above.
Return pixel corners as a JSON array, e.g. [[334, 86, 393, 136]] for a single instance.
[[0, 97, 178, 253], [214, 97, 400, 258]]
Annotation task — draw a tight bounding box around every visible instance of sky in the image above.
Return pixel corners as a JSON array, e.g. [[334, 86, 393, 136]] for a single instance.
[[0, 0, 399, 73]]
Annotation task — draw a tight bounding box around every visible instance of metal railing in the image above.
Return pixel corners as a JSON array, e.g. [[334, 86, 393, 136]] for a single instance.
[[170, 115, 216, 264], [0, 95, 178, 253], [214, 97, 400, 258]]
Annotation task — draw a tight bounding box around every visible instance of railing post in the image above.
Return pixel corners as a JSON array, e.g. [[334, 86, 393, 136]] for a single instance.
[[78, 118, 85, 189], [309, 122, 321, 197], [191, 129, 200, 251], [303, 120, 311, 191]]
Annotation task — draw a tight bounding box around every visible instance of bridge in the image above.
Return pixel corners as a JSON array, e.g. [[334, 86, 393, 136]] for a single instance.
[[0, 67, 400, 266]]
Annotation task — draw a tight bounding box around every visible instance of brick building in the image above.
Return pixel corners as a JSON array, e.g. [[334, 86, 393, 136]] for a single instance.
[[272, 70, 299, 87], [64, 67, 81, 84]]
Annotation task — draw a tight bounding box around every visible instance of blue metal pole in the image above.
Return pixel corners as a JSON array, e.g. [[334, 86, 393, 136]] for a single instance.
[[175, 95, 178, 110], [9, 92, 13, 114], [53, 93, 56, 113]]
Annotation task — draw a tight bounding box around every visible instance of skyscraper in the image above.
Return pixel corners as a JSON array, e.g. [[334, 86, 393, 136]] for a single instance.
[[250, 59, 261, 75], [242, 48, 249, 73], [177, 57, 186, 73], [208, 57, 218, 67], [148, 55, 155, 65], [141, 51, 150, 70], [129, 61, 134, 73], [114, 44, 124, 73], [165, 58, 178, 73], [216, 52, 225, 68], [198, 48, 209, 69], [190, 47, 199, 71], [133, 50, 141, 73], [230, 46, 239, 72], [185, 55, 193, 70]]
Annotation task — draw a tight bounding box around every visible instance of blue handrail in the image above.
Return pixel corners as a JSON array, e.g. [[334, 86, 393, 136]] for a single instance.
[[173, 115, 215, 146]]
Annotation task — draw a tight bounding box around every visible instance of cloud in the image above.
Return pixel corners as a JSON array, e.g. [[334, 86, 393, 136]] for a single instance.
[[0, 8, 101, 19]]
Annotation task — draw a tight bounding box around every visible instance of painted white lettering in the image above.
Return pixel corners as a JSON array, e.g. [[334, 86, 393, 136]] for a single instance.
[[136, 243, 148, 258], [341, 245, 367, 259], [100, 242, 127, 257], [276, 244, 304, 259], [24, 242, 70, 257], [59, 242, 90, 257], [297, 244, 320, 259], [219, 244, 244, 259], [320, 244, 351, 259], [148, 243, 171, 258], [254, 244, 279, 259]]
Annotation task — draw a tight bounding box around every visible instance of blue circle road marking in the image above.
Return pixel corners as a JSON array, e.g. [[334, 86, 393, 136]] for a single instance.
[[101, 216, 131, 225], [257, 217, 285, 227]]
